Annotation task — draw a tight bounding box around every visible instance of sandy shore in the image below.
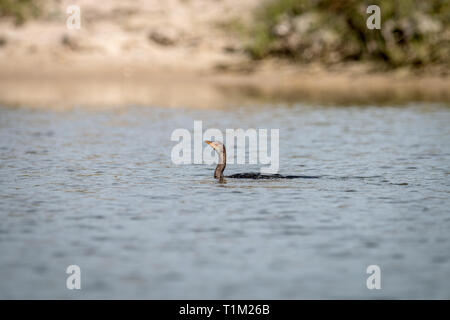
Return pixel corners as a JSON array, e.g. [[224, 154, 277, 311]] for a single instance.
[[0, 0, 449, 109], [2, 58, 449, 109]]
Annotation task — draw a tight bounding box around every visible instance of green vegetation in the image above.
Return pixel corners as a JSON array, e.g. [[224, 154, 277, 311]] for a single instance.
[[0, 0, 41, 25], [248, 0, 449, 68]]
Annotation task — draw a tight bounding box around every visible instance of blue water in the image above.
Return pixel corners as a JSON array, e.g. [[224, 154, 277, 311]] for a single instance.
[[0, 103, 449, 299]]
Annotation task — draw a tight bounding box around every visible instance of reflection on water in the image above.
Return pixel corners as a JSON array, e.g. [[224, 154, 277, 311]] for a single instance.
[[0, 103, 449, 299]]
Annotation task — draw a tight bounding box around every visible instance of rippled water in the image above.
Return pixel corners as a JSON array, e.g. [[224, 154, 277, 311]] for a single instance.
[[0, 103, 449, 299]]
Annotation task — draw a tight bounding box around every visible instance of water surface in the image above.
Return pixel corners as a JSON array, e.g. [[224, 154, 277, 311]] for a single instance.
[[0, 103, 449, 299]]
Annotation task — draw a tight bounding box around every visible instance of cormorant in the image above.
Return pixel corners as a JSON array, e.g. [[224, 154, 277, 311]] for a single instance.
[[205, 140, 319, 180]]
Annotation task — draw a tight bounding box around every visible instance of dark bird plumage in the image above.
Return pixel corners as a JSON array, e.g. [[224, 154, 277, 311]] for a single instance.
[[205, 140, 319, 180]]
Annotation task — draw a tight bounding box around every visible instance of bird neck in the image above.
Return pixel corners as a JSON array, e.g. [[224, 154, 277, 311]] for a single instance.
[[214, 146, 226, 179]]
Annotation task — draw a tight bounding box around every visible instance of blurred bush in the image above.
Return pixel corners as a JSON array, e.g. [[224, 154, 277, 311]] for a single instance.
[[249, 0, 449, 68], [0, 0, 41, 25]]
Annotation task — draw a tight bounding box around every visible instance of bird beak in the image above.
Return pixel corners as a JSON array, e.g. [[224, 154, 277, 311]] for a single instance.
[[205, 140, 214, 149]]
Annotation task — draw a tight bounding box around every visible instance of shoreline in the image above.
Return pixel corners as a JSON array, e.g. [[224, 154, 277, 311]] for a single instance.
[[0, 0, 448, 109], [1, 59, 449, 110]]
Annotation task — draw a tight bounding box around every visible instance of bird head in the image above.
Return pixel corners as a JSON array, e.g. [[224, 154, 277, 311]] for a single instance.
[[205, 140, 225, 153]]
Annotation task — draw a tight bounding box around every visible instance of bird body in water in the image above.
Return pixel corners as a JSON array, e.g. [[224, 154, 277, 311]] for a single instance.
[[205, 140, 319, 180]]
